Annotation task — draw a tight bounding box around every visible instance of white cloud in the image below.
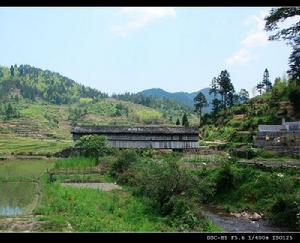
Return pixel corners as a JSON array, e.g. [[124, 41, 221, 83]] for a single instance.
[[241, 31, 268, 48], [226, 48, 254, 65], [244, 11, 268, 30], [226, 11, 269, 66], [242, 11, 269, 48], [111, 7, 176, 37]]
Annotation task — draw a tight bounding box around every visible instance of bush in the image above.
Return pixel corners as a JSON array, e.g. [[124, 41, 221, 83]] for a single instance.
[[230, 147, 257, 159], [75, 135, 112, 160], [215, 163, 235, 193], [270, 195, 300, 230], [167, 196, 204, 231], [254, 148, 277, 158], [133, 161, 202, 215], [110, 149, 138, 178]]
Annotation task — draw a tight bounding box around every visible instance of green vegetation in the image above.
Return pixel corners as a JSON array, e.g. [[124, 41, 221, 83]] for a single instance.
[[35, 179, 172, 232], [199, 7, 300, 144], [0, 137, 71, 155], [31, 147, 222, 232], [194, 91, 208, 127], [265, 7, 300, 80], [0, 64, 196, 155], [112, 92, 199, 127], [0, 159, 54, 180], [54, 157, 97, 169], [74, 135, 113, 160], [201, 162, 300, 230], [181, 113, 189, 127], [0, 64, 107, 105], [105, 149, 299, 230]]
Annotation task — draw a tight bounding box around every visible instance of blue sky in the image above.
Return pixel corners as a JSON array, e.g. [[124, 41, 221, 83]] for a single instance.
[[0, 7, 296, 96]]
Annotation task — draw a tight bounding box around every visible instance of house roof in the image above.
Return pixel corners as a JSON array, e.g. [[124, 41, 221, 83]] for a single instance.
[[71, 125, 199, 135]]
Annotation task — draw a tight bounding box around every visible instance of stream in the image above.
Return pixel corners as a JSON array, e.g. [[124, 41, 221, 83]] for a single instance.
[[202, 205, 292, 232]]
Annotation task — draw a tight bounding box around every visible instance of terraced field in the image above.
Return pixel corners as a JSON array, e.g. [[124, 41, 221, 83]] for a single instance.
[[0, 98, 173, 155]]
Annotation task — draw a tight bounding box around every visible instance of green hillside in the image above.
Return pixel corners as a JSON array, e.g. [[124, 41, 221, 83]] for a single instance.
[[201, 76, 300, 143], [0, 64, 196, 155]]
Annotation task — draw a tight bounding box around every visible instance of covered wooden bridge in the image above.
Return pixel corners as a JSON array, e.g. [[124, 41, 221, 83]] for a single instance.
[[71, 125, 199, 150]]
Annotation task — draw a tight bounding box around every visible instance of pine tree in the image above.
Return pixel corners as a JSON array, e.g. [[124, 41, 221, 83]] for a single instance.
[[262, 68, 272, 91], [209, 77, 221, 115], [193, 91, 208, 128], [10, 65, 14, 77], [181, 113, 189, 127], [238, 89, 249, 103], [217, 70, 235, 110], [288, 38, 300, 80], [176, 118, 180, 125], [265, 7, 300, 82]]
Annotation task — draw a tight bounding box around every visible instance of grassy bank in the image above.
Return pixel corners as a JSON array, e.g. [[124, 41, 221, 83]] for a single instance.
[[192, 161, 300, 230], [35, 155, 222, 232], [35, 177, 173, 232]]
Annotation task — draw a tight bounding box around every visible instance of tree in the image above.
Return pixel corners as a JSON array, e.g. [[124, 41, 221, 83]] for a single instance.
[[181, 113, 189, 127], [176, 118, 180, 125], [75, 135, 111, 163], [265, 7, 300, 44], [209, 77, 218, 98], [209, 77, 221, 115], [256, 82, 264, 95], [6, 103, 13, 117], [262, 68, 272, 91], [3, 103, 19, 120], [211, 98, 222, 115], [10, 65, 14, 77], [288, 37, 300, 80], [238, 89, 249, 103], [217, 70, 235, 110], [288, 80, 300, 116], [265, 8, 300, 81], [193, 91, 208, 127]]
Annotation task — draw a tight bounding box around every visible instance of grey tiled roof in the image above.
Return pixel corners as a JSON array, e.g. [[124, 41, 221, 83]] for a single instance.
[[71, 125, 199, 135]]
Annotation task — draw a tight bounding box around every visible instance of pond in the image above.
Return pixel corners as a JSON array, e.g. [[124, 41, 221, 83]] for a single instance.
[[0, 182, 37, 216]]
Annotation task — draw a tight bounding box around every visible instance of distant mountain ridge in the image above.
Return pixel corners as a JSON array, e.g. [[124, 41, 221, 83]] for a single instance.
[[137, 87, 214, 112]]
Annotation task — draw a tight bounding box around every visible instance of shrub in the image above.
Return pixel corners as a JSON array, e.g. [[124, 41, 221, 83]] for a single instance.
[[110, 149, 138, 178], [167, 196, 204, 231], [215, 163, 235, 193], [133, 161, 202, 215], [75, 135, 112, 161], [230, 147, 257, 159], [270, 195, 300, 230]]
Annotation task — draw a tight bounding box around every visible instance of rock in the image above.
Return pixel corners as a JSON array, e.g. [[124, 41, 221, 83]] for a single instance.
[[250, 212, 262, 221], [241, 211, 251, 218], [230, 211, 262, 221], [230, 212, 241, 218]]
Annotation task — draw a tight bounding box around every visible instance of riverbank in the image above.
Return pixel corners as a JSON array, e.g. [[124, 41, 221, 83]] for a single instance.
[[201, 205, 292, 232]]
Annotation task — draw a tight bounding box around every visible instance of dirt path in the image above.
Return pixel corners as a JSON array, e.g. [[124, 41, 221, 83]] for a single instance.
[[61, 182, 122, 191]]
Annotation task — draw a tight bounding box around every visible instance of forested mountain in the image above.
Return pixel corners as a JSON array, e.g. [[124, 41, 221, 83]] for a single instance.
[[112, 92, 199, 126], [0, 64, 108, 105], [137, 87, 214, 112]]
